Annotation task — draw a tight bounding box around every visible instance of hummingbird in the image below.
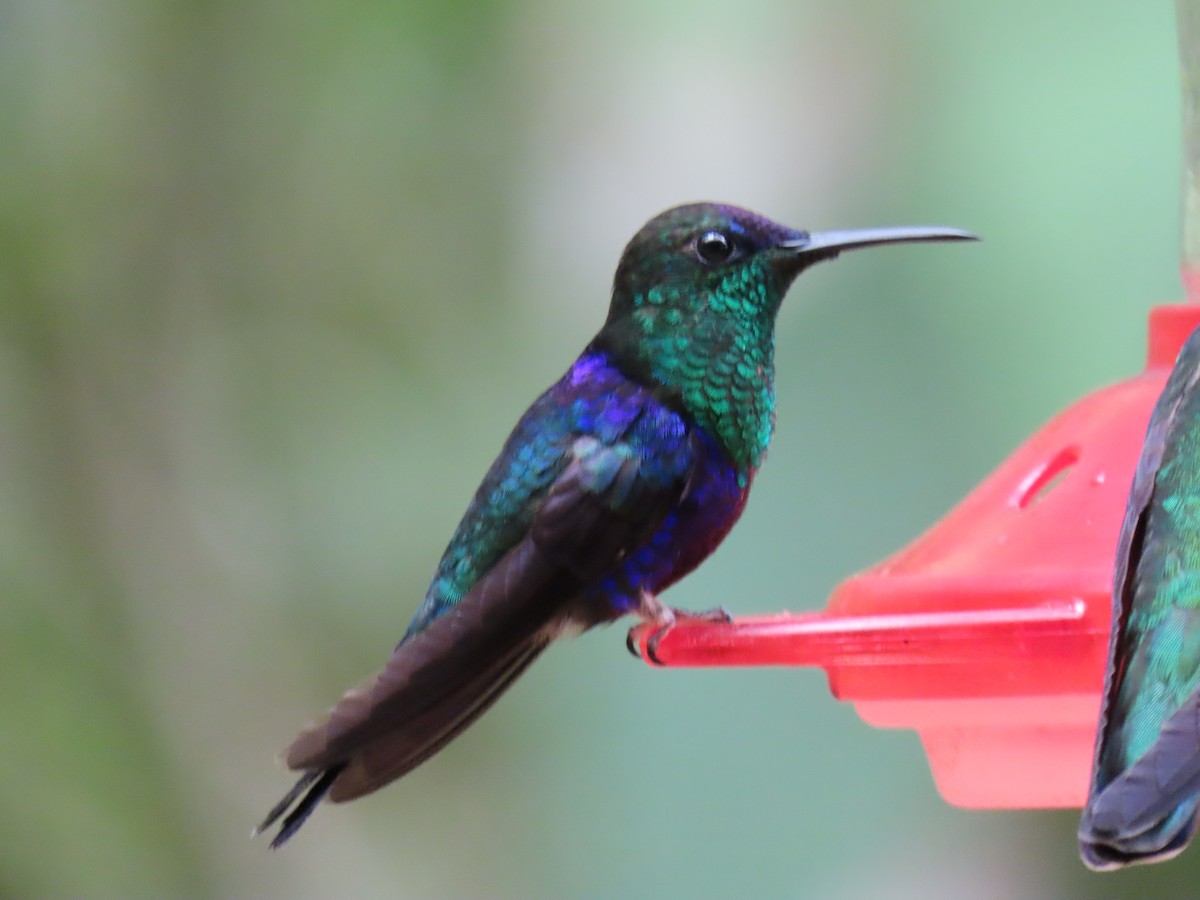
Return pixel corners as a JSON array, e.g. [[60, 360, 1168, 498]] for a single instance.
[[257, 202, 976, 848], [1081, 325, 1200, 869]]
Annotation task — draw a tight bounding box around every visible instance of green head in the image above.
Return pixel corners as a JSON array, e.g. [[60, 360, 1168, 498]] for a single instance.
[[594, 202, 975, 471]]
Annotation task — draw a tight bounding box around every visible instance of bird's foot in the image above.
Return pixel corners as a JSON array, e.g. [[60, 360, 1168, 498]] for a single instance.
[[626, 594, 733, 665], [671, 604, 734, 624]]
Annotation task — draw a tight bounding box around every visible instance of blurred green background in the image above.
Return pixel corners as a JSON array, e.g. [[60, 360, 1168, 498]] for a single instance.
[[0, 0, 1189, 897]]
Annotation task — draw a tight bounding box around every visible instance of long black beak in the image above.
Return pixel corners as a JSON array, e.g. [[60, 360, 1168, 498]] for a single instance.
[[780, 225, 979, 262]]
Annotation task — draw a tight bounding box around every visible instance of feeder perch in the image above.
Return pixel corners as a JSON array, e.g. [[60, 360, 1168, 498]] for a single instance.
[[628, 303, 1200, 808]]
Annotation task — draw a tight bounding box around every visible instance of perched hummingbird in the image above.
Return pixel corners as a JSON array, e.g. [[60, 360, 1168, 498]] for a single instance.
[[1081, 326, 1200, 869], [257, 202, 975, 848]]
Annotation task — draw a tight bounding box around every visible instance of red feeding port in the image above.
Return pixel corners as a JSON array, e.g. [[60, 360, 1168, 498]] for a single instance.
[[628, 301, 1200, 809]]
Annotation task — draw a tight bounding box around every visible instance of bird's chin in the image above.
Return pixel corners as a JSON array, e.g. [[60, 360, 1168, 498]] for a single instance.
[[771, 251, 833, 285]]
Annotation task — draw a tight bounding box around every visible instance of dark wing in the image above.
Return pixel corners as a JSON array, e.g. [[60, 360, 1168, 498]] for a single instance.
[[259, 404, 695, 847], [1080, 329, 1200, 868], [1079, 684, 1200, 868]]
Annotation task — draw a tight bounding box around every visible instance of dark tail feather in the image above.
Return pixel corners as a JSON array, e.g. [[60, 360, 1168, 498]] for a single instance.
[[261, 537, 574, 840], [328, 639, 546, 802], [256, 765, 345, 849], [256, 637, 544, 848]]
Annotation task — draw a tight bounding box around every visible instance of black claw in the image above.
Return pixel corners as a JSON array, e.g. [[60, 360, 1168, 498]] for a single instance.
[[645, 627, 668, 666], [625, 627, 642, 659], [631, 607, 733, 666]]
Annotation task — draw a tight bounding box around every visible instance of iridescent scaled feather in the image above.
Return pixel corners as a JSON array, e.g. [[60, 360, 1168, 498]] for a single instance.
[[258, 202, 976, 847], [601, 206, 795, 473], [1081, 326, 1200, 869]]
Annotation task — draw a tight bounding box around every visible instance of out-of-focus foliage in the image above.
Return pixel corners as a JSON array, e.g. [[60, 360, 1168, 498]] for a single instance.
[[0, 1, 1186, 897]]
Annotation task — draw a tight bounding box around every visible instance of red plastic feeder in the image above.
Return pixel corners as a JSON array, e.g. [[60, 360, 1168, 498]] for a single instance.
[[629, 302, 1200, 809]]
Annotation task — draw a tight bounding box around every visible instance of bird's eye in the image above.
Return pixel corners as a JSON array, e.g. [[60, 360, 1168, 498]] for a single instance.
[[695, 230, 735, 265]]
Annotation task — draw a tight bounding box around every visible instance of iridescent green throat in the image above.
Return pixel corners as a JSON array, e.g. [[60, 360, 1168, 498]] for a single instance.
[[597, 258, 783, 475]]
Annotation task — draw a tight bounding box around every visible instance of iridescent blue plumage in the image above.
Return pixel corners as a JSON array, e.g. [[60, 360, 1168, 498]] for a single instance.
[[258, 203, 975, 847], [411, 347, 741, 632]]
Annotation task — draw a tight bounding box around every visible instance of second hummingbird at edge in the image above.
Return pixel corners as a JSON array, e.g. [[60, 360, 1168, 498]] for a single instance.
[[1081, 325, 1200, 869], [257, 201, 977, 847]]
